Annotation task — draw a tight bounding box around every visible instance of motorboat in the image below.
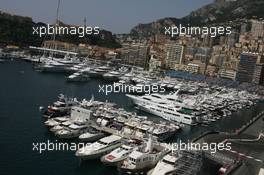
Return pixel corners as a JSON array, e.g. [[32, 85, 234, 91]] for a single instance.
[[44, 119, 60, 128], [152, 123, 180, 141], [149, 150, 203, 175], [67, 72, 90, 82], [55, 123, 89, 139], [79, 128, 106, 142], [43, 94, 79, 118], [88, 66, 112, 78], [103, 71, 122, 81], [118, 136, 170, 174], [100, 139, 142, 166], [75, 135, 122, 160]]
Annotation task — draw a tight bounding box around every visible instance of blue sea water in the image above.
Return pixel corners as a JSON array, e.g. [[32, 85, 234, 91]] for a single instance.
[[0, 59, 263, 175]]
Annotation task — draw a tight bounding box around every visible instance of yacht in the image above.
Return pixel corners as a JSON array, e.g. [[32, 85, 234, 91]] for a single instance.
[[126, 93, 197, 125], [78, 128, 106, 142], [37, 60, 71, 73], [44, 119, 60, 128], [152, 123, 180, 141], [103, 71, 122, 81], [148, 152, 181, 175], [96, 112, 115, 127], [119, 136, 170, 174], [67, 63, 87, 73], [55, 123, 89, 139], [75, 135, 122, 160], [43, 94, 79, 118], [67, 72, 90, 82], [119, 72, 134, 82], [149, 150, 203, 175], [100, 140, 141, 166], [88, 66, 112, 78]]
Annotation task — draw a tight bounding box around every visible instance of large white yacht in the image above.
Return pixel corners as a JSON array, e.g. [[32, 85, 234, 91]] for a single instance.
[[126, 93, 197, 125], [119, 136, 170, 174], [75, 135, 122, 160]]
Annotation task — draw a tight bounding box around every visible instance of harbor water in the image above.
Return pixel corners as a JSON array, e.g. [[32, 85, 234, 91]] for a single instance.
[[1, 59, 263, 175]]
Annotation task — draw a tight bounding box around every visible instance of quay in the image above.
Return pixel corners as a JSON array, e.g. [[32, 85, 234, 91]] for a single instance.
[[193, 110, 264, 175]]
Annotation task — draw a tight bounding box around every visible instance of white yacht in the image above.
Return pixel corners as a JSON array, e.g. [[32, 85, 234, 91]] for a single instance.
[[67, 72, 90, 82], [55, 123, 89, 139], [148, 153, 180, 175], [50, 125, 65, 132], [152, 123, 180, 141], [38, 60, 72, 73], [88, 66, 112, 78], [78, 128, 106, 142], [103, 71, 122, 81], [67, 63, 87, 73], [126, 93, 197, 125], [100, 140, 141, 166], [149, 151, 203, 175], [119, 136, 170, 174], [44, 119, 60, 128], [75, 135, 122, 160], [119, 72, 134, 82]]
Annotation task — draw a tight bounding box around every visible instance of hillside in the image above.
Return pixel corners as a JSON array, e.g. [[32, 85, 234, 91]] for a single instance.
[[131, 0, 264, 37], [0, 11, 121, 48]]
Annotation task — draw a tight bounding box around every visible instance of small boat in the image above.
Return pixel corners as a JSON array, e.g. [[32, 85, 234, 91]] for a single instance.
[[39, 106, 45, 112]]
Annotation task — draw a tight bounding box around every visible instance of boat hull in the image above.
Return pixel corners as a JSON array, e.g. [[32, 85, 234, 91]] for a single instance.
[[76, 144, 122, 160]]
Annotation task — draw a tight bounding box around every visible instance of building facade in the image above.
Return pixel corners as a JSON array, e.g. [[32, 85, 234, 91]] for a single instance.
[[236, 53, 258, 83], [165, 42, 185, 69]]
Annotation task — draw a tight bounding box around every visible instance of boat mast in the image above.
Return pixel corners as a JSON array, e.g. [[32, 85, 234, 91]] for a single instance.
[[52, 0, 61, 58]]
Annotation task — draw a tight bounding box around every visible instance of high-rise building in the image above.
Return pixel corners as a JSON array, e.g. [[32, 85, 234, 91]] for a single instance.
[[252, 64, 264, 85], [251, 20, 264, 38], [227, 29, 239, 49], [240, 23, 248, 35], [165, 42, 185, 69], [121, 42, 149, 68], [236, 53, 258, 83]]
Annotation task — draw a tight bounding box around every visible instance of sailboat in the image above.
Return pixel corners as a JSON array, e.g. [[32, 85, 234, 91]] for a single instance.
[[30, 0, 79, 66]]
